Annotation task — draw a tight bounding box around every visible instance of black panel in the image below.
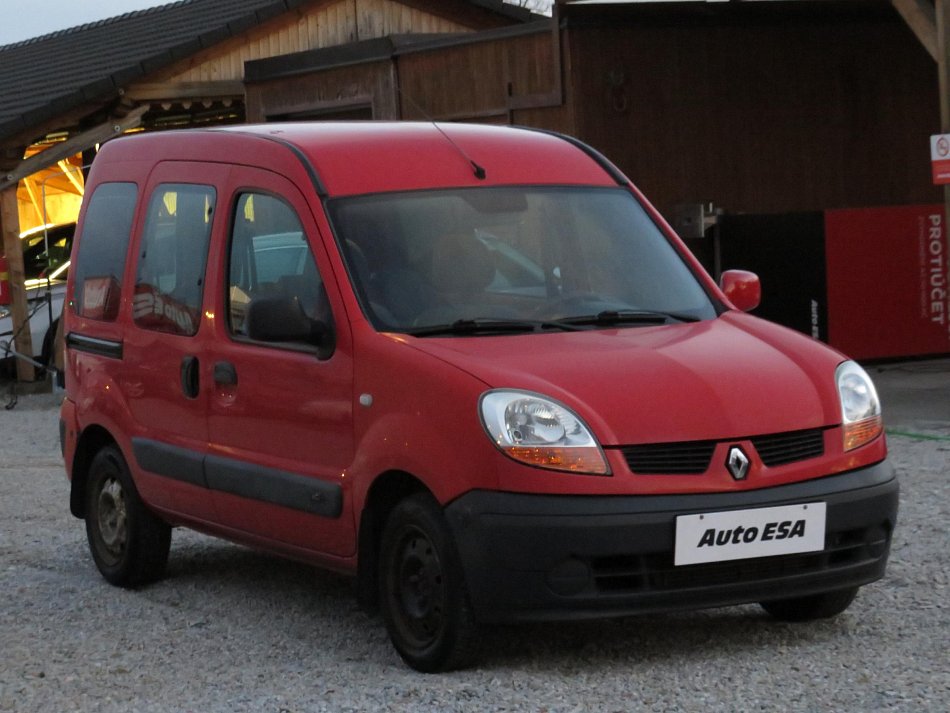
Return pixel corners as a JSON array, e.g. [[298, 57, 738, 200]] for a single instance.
[[751, 428, 825, 468], [132, 437, 206, 488], [65, 332, 124, 360], [719, 212, 828, 341], [621, 440, 716, 475], [130, 438, 343, 519], [205, 454, 342, 519], [618, 427, 827, 476]]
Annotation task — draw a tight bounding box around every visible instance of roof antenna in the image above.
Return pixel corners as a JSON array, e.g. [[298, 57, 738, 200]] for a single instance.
[[396, 86, 487, 180]]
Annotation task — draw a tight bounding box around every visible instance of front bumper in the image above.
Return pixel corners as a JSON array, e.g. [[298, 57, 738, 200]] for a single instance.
[[445, 461, 898, 623]]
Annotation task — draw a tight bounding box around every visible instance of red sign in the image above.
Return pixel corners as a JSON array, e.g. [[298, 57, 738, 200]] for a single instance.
[[825, 204, 950, 360]]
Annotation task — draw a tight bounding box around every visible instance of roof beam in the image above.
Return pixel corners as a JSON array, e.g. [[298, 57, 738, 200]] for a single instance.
[[124, 81, 246, 102], [893, 0, 938, 61], [0, 105, 149, 193]]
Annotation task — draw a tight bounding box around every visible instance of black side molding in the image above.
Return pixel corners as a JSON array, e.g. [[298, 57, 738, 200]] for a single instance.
[[133, 438, 207, 488], [65, 332, 123, 360], [206, 454, 343, 519], [131, 437, 342, 519]]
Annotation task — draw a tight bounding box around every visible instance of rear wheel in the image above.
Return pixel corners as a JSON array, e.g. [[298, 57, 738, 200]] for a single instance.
[[760, 586, 858, 622], [379, 493, 479, 672], [41, 319, 64, 387], [85, 445, 171, 587], [40, 320, 57, 371]]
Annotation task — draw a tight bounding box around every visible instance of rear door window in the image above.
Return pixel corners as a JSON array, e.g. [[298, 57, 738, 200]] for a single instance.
[[133, 184, 215, 336]]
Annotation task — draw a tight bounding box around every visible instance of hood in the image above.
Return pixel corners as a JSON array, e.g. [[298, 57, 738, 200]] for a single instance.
[[402, 313, 845, 446]]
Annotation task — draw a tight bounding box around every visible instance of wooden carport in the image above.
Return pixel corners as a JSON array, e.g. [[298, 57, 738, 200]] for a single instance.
[[0, 0, 536, 383]]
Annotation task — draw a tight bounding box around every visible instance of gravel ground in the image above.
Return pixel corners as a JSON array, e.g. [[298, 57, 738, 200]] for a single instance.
[[1, 388, 948, 712]]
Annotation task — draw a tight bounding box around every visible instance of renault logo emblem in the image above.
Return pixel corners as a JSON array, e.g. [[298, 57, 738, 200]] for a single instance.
[[726, 446, 750, 480]]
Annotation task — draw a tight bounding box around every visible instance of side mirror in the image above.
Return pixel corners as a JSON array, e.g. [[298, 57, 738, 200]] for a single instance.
[[245, 294, 335, 358], [246, 295, 312, 342], [719, 269, 761, 312]]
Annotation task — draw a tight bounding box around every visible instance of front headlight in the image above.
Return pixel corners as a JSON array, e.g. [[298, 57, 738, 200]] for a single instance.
[[836, 360, 883, 451], [479, 390, 610, 475]]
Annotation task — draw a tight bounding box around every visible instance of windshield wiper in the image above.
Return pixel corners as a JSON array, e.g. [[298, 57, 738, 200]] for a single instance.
[[406, 318, 584, 337], [554, 310, 701, 327]]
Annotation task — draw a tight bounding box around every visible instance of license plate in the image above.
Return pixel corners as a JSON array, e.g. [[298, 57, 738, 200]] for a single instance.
[[674, 502, 826, 566]]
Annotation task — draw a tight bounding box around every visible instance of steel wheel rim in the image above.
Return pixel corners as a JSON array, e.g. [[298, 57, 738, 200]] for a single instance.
[[391, 527, 445, 648], [96, 476, 128, 562]]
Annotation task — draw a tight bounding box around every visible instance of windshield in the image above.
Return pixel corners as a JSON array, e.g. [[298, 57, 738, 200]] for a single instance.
[[328, 187, 717, 334]]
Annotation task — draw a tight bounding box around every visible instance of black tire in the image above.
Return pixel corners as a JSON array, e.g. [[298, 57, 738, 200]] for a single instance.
[[760, 586, 858, 622], [85, 445, 171, 587], [379, 493, 479, 672], [41, 319, 64, 387], [40, 320, 57, 372]]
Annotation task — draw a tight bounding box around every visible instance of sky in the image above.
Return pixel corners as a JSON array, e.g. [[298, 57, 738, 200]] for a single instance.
[[0, 0, 181, 46]]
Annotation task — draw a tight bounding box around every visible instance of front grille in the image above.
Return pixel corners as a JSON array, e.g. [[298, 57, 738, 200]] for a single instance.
[[751, 428, 825, 467], [619, 427, 828, 475], [590, 525, 887, 595], [621, 440, 716, 474]]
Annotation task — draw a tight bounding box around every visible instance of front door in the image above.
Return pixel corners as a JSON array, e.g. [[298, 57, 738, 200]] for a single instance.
[[204, 166, 355, 557]]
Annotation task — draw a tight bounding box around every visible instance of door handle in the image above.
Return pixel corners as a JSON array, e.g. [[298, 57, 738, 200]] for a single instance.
[[213, 360, 238, 387], [180, 355, 200, 399]]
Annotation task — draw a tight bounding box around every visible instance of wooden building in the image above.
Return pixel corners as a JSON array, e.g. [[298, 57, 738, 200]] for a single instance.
[[0, 0, 945, 379], [246, 1, 941, 218]]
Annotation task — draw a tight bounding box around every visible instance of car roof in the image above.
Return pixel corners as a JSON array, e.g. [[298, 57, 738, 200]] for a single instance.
[[91, 122, 622, 198]]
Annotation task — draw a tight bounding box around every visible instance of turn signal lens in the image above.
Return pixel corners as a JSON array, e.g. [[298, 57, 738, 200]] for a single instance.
[[843, 415, 884, 451], [506, 446, 610, 474], [835, 361, 883, 451], [480, 390, 610, 475]]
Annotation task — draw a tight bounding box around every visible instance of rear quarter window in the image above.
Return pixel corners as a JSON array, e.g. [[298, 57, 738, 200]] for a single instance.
[[72, 182, 138, 321]]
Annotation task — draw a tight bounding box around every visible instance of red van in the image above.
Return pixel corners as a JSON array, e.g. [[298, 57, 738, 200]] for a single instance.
[[60, 123, 898, 672]]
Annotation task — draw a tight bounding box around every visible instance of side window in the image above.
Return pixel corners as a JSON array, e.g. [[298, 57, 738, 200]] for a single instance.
[[228, 193, 334, 357], [133, 184, 215, 336], [72, 182, 138, 321]]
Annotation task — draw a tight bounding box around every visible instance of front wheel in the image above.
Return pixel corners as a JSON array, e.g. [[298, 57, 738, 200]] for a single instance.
[[378, 493, 479, 672], [760, 586, 858, 622], [85, 445, 171, 587]]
